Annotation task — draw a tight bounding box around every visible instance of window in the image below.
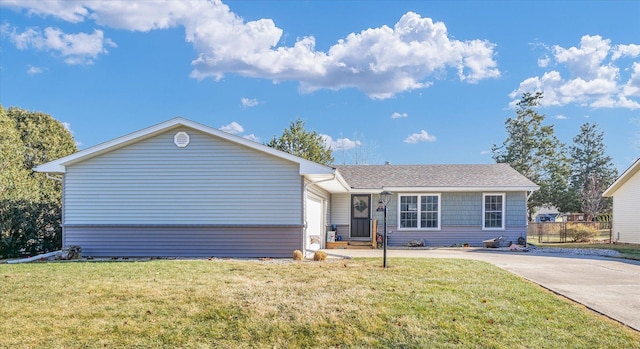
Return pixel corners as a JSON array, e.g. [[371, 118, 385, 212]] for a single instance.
[[399, 194, 440, 230], [483, 193, 505, 230]]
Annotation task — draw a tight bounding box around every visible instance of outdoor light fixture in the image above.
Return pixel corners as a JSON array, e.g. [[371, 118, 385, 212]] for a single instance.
[[379, 191, 392, 268]]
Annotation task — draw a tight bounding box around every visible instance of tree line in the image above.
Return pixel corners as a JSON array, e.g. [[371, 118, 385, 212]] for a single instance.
[[492, 92, 618, 221], [0, 98, 621, 258]]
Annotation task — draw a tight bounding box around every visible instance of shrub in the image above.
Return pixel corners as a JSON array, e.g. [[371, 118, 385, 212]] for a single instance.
[[313, 251, 327, 261], [292, 250, 303, 261], [566, 224, 599, 242], [0, 199, 62, 259]]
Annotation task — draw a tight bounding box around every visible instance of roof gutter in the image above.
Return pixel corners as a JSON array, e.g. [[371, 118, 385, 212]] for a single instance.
[[349, 186, 540, 193]]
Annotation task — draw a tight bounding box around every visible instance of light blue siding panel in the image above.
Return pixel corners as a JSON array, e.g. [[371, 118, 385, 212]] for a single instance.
[[381, 191, 529, 246], [506, 192, 527, 226], [441, 192, 482, 226], [387, 225, 527, 247], [64, 225, 302, 257], [63, 128, 302, 225]]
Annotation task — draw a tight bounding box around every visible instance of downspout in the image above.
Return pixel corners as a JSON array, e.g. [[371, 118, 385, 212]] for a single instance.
[[302, 174, 336, 258], [525, 190, 536, 246], [46, 174, 63, 182]]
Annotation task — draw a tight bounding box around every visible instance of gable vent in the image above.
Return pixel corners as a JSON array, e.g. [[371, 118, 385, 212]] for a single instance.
[[174, 131, 190, 148]]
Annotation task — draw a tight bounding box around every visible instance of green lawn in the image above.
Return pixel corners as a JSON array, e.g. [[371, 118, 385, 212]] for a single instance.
[[1, 258, 638, 348]]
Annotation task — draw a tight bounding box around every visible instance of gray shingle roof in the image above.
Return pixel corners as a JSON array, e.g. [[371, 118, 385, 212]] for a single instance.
[[335, 164, 538, 190]]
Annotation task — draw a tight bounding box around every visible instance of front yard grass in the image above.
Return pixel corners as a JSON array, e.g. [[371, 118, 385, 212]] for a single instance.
[[1, 258, 639, 348]]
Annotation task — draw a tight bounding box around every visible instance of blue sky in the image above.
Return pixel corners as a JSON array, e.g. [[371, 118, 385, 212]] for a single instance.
[[1, 1, 639, 171]]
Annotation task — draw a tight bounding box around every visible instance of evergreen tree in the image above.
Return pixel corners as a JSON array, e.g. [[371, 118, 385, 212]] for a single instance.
[[569, 122, 618, 219], [492, 92, 570, 219], [267, 118, 334, 166]]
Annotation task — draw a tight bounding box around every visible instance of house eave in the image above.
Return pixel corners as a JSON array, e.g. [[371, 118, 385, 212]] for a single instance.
[[304, 172, 350, 193], [603, 158, 640, 197]]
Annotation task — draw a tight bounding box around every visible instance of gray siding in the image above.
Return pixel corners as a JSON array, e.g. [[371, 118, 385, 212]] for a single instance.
[[64, 225, 302, 257], [63, 127, 303, 225], [440, 192, 527, 227], [387, 226, 526, 247], [505, 191, 528, 227], [374, 191, 529, 246], [330, 193, 351, 225]]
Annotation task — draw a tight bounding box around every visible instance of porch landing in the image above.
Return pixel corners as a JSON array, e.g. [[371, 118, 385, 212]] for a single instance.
[[326, 241, 375, 249]]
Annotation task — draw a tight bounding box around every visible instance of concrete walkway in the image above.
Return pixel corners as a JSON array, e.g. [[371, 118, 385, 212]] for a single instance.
[[326, 248, 640, 331]]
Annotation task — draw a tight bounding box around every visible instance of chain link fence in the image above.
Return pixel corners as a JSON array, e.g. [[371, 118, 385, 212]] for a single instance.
[[527, 221, 612, 243]]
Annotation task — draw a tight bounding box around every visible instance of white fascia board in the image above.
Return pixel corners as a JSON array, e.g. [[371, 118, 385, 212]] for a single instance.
[[34, 118, 187, 173], [33, 162, 66, 173], [33, 117, 337, 176], [603, 158, 640, 197]]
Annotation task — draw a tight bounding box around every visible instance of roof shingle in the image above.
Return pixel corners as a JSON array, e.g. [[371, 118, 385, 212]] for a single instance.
[[335, 164, 538, 189]]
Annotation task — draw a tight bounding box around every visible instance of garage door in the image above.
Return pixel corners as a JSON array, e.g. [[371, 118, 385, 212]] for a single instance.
[[305, 195, 323, 252]]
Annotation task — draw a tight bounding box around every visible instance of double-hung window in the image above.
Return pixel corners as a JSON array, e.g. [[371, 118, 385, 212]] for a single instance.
[[483, 193, 505, 230], [399, 194, 440, 230]]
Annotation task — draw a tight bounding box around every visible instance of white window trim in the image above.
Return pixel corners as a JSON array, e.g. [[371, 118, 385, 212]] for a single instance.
[[397, 193, 441, 231], [483, 193, 505, 231]]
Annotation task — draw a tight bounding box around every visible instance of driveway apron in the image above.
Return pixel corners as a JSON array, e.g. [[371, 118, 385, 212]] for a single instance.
[[331, 248, 640, 331]]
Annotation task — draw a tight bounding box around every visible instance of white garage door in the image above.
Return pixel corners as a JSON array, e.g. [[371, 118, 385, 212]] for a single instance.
[[305, 196, 323, 252]]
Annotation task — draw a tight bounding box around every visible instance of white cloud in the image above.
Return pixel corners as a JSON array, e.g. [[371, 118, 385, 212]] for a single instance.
[[554, 114, 567, 120], [1, 1, 500, 99], [243, 134, 260, 142], [391, 112, 408, 119], [404, 130, 436, 144], [26, 65, 44, 75], [60, 121, 82, 146], [241, 97, 259, 108], [480, 150, 491, 155], [623, 62, 640, 97], [511, 35, 640, 110], [219, 121, 244, 134], [612, 44, 640, 60], [538, 55, 550, 68], [1, 0, 90, 23], [321, 134, 361, 150], [2, 24, 116, 64]]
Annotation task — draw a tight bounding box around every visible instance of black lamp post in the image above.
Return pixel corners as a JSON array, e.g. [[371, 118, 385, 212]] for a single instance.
[[378, 191, 392, 268]]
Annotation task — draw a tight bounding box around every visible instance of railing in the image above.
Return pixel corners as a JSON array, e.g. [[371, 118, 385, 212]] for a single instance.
[[527, 221, 612, 243]]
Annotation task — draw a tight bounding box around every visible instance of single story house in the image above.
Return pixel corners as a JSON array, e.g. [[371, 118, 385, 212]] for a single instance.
[[333, 164, 537, 247], [603, 158, 640, 244], [35, 118, 538, 257]]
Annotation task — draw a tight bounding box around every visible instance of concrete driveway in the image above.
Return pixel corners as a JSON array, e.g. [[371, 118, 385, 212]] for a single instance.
[[327, 248, 640, 332]]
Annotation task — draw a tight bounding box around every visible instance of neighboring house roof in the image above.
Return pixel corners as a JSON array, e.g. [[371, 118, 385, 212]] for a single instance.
[[603, 158, 640, 197], [532, 206, 560, 218], [33, 117, 350, 192], [335, 164, 539, 192]]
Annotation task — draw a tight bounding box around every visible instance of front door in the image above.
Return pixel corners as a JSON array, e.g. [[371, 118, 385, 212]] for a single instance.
[[351, 194, 371, 238]]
